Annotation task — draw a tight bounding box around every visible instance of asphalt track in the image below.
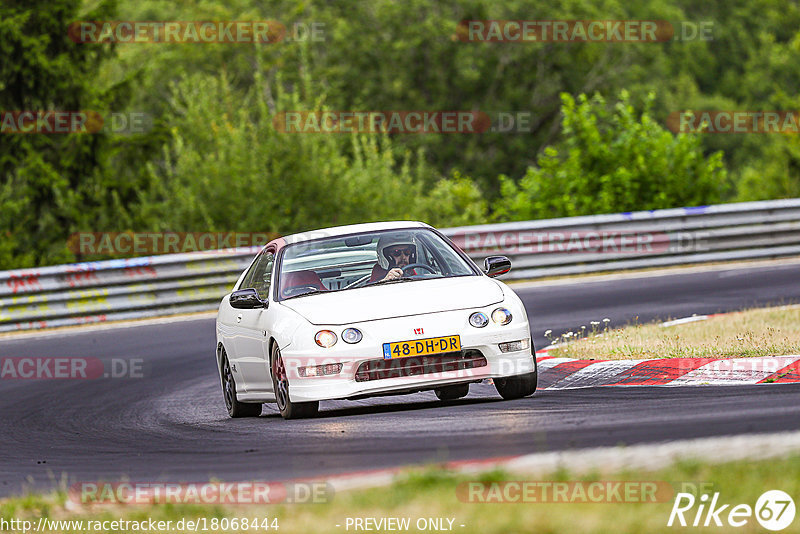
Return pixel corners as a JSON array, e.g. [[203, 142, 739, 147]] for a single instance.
[[1, 261, 800, 497]]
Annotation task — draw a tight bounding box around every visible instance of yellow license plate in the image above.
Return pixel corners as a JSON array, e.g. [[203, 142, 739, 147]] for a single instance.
[[382, 335, 461, 359]]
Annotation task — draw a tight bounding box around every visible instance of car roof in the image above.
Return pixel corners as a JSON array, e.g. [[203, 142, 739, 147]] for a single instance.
[[271, 221, 432, 248]]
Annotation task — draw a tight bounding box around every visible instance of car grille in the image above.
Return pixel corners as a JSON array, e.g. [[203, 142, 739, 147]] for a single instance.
[[354, 349, 488, 382]]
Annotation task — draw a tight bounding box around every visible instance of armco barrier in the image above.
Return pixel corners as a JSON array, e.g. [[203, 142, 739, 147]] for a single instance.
[[1, 199, 799, 332], [0, 251, 260, 332], [444, 198, 800, 279]]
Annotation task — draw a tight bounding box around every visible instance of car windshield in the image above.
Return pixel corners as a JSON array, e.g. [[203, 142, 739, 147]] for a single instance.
[[277, 228, 476, 300]]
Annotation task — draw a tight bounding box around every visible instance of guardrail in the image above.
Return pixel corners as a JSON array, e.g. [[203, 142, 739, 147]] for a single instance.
[[444, 198, 800, 279], [2, 199, 799, 332]]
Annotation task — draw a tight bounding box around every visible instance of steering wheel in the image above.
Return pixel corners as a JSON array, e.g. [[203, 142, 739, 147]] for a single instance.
[[402, 263, 436, 276]]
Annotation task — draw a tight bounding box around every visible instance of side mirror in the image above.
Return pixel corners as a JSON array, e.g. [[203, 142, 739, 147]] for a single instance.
[[484, 256, 511, 278], [230, 288, 267, 309]]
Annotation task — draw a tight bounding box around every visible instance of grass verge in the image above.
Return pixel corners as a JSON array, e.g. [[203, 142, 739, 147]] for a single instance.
[[3, 455, 800, 533], [543, 305, 800, 360]]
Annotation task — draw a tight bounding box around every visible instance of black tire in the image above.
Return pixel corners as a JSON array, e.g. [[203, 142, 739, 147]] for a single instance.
[[271, 344, 319, 420], [494, 363, 538, 400], [434, 383, 470, 400], [220, 349, 262, 418]]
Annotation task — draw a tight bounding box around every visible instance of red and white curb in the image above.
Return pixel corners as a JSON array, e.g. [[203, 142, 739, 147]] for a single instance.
[[533, 309, 800, 388], [536, 355, 800, 389]]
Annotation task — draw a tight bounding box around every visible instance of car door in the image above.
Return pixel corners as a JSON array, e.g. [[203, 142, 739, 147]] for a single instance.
[[233, 248, 275, 394], [218, 250, 263, 387]]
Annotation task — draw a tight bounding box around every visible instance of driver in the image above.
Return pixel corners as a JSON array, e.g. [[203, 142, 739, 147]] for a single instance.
[[369, 233, 418, 283]]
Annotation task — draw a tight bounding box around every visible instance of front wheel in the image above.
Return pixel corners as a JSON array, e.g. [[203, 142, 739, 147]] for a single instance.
[[271, 344, 319, 420], [220, 349, 262, 418], [494, 370, 538, 400]]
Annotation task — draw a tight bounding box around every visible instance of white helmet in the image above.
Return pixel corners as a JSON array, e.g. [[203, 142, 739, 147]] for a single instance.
[[376, 232, 417, 269]]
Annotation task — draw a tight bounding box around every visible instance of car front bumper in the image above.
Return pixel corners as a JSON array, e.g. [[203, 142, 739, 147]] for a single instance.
[[280, 310, 535, 403]]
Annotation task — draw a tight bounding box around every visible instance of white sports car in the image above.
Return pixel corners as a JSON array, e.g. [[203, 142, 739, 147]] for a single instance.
[[215, 221, 537, 419]]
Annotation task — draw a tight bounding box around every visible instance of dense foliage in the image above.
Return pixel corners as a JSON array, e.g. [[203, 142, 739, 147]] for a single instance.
[[2, 0, 800, 268], [496, 92, 726, 220]]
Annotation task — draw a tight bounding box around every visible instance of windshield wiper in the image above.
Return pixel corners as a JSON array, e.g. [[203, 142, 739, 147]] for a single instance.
[[282, 287, 321, 300], [367, 276, 416, 287]]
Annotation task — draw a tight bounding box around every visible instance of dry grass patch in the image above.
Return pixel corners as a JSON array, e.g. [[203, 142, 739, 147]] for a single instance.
[[545, 306, 800, 360]]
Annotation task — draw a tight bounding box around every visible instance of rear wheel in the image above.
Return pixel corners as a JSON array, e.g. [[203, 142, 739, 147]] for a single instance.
[[220, 349, 262, 418], [271, 344, 319, 420], [434, 383, 470, 400]]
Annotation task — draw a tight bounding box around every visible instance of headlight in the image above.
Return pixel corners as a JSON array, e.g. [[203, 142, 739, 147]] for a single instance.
[[491, 307, 512, 325], [315, 330, 338, 348], [342, 328, 363, 344], [469, 312, 489, 328]]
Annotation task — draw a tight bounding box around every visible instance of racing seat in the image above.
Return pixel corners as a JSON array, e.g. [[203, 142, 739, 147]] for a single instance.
[[280, 270, 327, 298]]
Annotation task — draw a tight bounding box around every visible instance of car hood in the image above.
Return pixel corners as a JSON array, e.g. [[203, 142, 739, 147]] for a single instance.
[[280, 276, 504, 325]]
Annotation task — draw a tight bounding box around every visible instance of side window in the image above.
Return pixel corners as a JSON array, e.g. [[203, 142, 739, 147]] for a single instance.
[[250, 252, 275, 301], [239, 252, 264, 290]]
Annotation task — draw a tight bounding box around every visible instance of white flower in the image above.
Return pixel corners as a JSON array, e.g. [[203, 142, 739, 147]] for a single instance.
[[544, 329, 552, 337]]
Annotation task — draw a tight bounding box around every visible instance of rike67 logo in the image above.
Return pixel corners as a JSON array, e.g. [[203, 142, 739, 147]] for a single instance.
[[668, 490, 795, 530]]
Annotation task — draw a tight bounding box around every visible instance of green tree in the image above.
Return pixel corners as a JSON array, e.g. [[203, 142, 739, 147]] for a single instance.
[[496, 91, 727, 220], [139, 63, 487, 238], [0, 0, 166, 268], [108, 0, 699, 194]]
